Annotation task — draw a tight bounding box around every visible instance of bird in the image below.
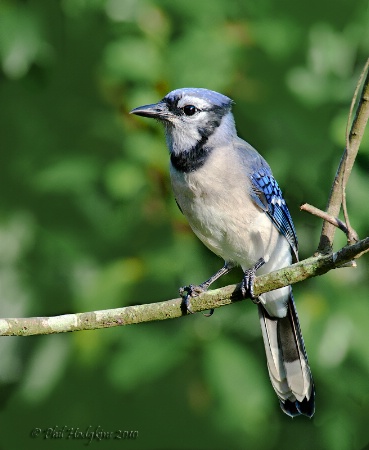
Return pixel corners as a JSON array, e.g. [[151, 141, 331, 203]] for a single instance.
[[130, 87, 315, 418]]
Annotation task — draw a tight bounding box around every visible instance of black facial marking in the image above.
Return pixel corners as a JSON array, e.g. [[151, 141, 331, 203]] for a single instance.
[[164, 96, 182, 115], [166, 95, 231, 173], [164, 95, 229, 118], [170, 135, 212, 172]]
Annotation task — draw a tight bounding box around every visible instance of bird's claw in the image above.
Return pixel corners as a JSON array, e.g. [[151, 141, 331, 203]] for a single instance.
[[179, 285, 197, 314], [241, 257, 265, 304], [179, 284, 214, 317]]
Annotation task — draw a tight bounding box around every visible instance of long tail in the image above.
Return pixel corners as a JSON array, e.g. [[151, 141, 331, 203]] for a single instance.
[[258, 290, 315, 417]]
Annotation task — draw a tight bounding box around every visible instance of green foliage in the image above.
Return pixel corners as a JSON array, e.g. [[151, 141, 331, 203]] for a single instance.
[[0, 0, 368, 449]]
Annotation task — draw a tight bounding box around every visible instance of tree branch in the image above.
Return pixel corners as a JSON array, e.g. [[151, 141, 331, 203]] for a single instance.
[[318, 59, 369, 253], [1, 237, 368, 337], [300, 203, 350, 236]]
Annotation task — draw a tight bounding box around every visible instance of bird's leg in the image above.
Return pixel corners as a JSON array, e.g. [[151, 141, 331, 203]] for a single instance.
[[241, 257, 265, 304], [180, 262, 234, 316]]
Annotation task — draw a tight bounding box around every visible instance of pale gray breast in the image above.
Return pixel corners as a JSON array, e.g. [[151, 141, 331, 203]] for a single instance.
[[170, 145, 265, 262]]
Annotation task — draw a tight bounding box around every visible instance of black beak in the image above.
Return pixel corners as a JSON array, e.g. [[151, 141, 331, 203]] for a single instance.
[[130, 101, 168, 119]]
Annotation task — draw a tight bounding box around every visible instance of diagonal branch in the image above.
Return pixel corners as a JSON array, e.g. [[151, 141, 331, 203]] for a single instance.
[[1, 237, 368, 337], [318, 59, 369, 253], [342, 59, 369, 244], [300, 203, 350, 236]]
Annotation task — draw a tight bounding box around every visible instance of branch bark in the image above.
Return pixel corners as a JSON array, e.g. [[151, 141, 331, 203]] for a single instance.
[[1, 237, 368, 337], [300, 203, 350, 236]]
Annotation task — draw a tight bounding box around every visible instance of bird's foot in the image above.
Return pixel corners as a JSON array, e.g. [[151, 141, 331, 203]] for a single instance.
[[179, 284, 214, 317], [241, 257, 265, 304]]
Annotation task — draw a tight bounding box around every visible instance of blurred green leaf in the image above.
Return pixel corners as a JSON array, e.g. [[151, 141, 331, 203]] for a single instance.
[[251, 19, 301, 59], [19, 335, 70, 403], [104, 160, 148, 199], [107, 325, 187, 390], [72, 257, 145, 311], [204, 337, 274, 440], [102, 37, 162, 83], [167, 27, 239, 89], [0, 5, 47, 79], [32, 157, 99, 194]]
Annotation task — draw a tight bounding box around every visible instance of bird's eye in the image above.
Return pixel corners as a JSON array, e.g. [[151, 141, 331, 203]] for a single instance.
[[183, 105, 197, 116]]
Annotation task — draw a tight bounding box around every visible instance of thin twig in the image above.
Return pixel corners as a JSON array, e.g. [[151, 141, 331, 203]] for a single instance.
[[300, 203, 359, 268], [0, 236, 368, 337], [300, 203, 349, 235]]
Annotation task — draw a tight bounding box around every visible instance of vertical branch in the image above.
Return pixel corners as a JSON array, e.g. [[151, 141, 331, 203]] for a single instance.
[[318, 59, 369, 254]]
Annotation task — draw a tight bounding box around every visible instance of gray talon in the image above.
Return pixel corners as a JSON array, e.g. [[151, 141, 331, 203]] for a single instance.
[[242, 257, 265, 303]]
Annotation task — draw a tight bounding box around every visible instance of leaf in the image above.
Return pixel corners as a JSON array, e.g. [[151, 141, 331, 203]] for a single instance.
[[107, 326, 188, 390], [203, 337, 274, 439]]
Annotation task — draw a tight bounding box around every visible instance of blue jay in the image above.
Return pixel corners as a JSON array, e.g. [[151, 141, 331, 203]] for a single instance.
[[131, 88, 315, 418]]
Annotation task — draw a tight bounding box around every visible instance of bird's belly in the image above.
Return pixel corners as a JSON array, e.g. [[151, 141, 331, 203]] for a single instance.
[[188, 200, 258, 263], [171, 164, 292, 318], [172, 174, 290, 273], [180, 191, 292, 317]]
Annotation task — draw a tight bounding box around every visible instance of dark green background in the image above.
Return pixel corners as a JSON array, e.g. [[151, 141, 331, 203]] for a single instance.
[[0, 1, 368, 449]]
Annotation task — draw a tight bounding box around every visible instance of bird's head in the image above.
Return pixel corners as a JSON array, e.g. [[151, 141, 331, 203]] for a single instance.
[[130, 88, 235, 157]]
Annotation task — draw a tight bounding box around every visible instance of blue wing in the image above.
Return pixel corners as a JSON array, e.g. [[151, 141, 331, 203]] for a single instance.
[[250, 167, 298, 260]]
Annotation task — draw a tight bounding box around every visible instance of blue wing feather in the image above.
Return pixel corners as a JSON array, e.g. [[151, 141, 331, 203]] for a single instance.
[[250, 167, 298, 260]]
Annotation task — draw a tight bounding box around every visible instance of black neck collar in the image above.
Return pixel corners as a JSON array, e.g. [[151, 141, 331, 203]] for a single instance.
[[170, 135, 212, 173]]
